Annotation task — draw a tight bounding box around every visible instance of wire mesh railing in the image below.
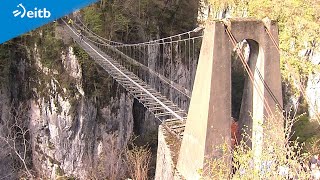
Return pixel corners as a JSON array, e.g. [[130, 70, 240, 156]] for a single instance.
[[72, 19, 203, 112]]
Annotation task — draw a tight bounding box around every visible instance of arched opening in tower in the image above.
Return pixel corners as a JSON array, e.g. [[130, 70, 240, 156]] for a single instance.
[[231, 39, 264, 150]]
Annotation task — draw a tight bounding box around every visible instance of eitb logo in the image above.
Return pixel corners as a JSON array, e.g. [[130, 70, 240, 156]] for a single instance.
[[13, 3, 51, 18]]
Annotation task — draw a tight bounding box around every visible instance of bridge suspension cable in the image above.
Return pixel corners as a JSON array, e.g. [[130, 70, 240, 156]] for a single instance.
[[72, 18, 203, 111], [224, 21, 275, 117], [73, 22, 197, 98], [74, 17, 285, 120], [75, 16, 123, 45], [263, 20, 320, 123], [64, 19, 185, 122]]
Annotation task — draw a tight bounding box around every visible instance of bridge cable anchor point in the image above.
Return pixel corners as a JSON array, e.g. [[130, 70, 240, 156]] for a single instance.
[[262, 17, 272, 30], [222, 18, 232, 30]]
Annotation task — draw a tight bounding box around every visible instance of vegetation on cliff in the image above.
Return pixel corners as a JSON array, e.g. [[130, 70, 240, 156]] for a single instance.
[[207, 0, 320, 153]]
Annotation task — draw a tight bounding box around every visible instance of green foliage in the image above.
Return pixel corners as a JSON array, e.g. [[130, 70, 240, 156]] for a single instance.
[[208, 0, 320, 94], [72, 44, 116, 107], [36, 24, 65, 70], [72, 44, 90, 65], [0, 41, 28, 87], [21, 24, 82, 115], [0, 45, 11, 86], [305, 136, 320, 155], [83, 6, 103, 35], [206, 0, 320, 146], [292, 114, 320, 144], [55, 166, 64, 176], [83, 0, 198, 43], [201, 114, 311, 179]]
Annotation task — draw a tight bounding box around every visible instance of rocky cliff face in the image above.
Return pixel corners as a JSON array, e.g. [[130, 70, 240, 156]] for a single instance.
[[0, 74, 15, 179], [27, 44, 137, 178], [0, 29, 141, 178], [306, 52, 320, 120], [0, 43, 30, 179]]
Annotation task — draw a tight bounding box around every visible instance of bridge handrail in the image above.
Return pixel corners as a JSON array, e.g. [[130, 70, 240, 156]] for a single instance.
[[73, 22, 193, 98], [63, 19, 184, 121], [112, 35, 203, 47], [75, 16, 123, 45], [74, 16, 203, 47], [110, 30, 203, 47]]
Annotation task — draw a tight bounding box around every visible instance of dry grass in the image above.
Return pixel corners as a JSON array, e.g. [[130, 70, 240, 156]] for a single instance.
[[86, 134, 151, 180], [86, 133, 126, 180], [0, 103, 33, 178], [200, 110, 312, 179], [125, 143, 151, 180]]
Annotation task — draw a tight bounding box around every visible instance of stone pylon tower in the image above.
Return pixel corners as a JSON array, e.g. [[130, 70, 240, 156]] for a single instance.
[[176, 19, 282, 179]]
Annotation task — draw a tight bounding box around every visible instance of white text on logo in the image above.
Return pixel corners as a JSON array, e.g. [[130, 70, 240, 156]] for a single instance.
[[13, 3, 51, 18]]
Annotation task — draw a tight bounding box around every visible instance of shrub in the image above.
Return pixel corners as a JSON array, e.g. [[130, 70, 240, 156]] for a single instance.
[[125, 143, 151, 180], [201, 111, 312, 179]]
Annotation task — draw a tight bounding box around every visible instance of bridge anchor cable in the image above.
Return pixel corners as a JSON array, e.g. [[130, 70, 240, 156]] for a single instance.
[[63, 20, 184, 121]]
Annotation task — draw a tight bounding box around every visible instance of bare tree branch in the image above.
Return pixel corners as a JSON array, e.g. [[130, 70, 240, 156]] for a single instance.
[[0, 102, 33, 178]]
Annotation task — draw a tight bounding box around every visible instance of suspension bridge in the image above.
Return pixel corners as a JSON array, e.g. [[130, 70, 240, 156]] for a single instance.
[[63, 17, 203, 139], [62, 18, 283, 179]]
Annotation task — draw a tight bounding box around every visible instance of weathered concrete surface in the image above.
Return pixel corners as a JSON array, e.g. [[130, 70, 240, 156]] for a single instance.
[[233, 20, 283, 162], [177, 21, 232, 179], [155, 125, 182, 180], [177, 19, 283, 179]]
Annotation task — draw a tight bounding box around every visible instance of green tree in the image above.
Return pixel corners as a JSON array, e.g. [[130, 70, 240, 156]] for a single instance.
[[83, 5, 103, 35], [209, 0, 319, 81], [206, 0, 320, 152], [207, 0, 320, 116], [82, 0, 198, 43]]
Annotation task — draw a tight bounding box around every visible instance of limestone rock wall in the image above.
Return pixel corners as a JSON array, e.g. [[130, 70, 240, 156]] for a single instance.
[[306, 52, 320, 120], [27, 45, 134, 178], [0, 40, 137, 179], [0, 75, 15, 179], [0, 45, 29, 179]]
